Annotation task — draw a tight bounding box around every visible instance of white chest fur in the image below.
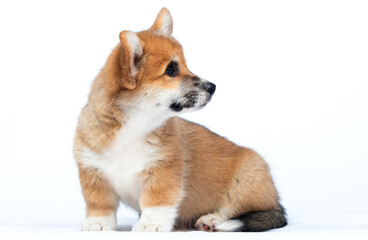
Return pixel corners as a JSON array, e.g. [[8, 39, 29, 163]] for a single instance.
[[80, 116, 165, 212]]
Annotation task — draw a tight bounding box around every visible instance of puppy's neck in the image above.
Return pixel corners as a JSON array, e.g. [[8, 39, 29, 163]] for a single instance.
[[120, 104, 171, 139]]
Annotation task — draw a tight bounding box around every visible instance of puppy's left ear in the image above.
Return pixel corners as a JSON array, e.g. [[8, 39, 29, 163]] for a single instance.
[[149, 8, 173, 36], [118, 31, 143, 90]]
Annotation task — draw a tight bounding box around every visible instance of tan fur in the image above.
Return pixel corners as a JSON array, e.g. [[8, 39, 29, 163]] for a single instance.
[[74, 8, 281, 231]]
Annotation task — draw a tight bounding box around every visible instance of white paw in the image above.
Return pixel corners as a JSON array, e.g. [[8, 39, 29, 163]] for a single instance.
[[131, 206, 177, 232], [195, 214, 225, 232], [81, 215, 116, 231], [132, 220, 171, 232]]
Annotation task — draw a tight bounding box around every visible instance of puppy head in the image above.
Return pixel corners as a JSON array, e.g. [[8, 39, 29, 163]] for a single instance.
[[109, 8, 215, 117]]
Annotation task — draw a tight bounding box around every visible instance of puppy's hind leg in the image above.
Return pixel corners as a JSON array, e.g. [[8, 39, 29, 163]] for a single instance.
[[196, 148, 287, 232]]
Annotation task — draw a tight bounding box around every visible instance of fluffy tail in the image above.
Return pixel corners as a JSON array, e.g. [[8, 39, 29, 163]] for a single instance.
[[217, 204, 287, 232]]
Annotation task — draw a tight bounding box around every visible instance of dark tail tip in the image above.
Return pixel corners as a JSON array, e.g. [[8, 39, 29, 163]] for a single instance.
[[232, 204, 287, 232]]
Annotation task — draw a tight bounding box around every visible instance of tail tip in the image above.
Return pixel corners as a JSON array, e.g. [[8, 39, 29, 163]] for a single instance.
[[216, 220, 244, 232]]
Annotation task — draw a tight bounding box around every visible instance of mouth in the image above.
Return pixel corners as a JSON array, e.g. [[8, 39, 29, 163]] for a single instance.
[[170, 91, 213, 112], [169, 99, 196, 112]]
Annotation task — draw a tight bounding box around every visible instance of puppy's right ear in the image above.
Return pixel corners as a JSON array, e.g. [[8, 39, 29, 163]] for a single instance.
[[118, 31, 143, 90]]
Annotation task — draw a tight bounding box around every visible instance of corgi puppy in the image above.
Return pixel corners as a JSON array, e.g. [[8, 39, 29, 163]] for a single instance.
[[73, 8, 287, 232]]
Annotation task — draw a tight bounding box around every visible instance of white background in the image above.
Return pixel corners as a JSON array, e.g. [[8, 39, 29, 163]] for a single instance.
[[0, 0, 367, 238]]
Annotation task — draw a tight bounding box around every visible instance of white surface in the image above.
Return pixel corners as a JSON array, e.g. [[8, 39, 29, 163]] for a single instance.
[[0, 0, 368, 239], [1, 214, 368, 240]]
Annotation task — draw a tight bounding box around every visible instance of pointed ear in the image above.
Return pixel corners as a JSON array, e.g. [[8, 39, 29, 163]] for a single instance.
[[149, 8, 173, 36], [119, 31, 143, 90]]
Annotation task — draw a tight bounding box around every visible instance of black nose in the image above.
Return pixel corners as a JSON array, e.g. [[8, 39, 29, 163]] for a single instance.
[[203, 82, 216, 95]]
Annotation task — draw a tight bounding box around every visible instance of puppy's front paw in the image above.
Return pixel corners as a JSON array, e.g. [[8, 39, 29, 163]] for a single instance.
[[132, 220, 170, 232], [81, 215, 116, 231], [132, 206, 177, 232]]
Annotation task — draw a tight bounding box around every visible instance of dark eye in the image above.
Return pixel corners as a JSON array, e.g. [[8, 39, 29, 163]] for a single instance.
[[165, 61, 179, 77]]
